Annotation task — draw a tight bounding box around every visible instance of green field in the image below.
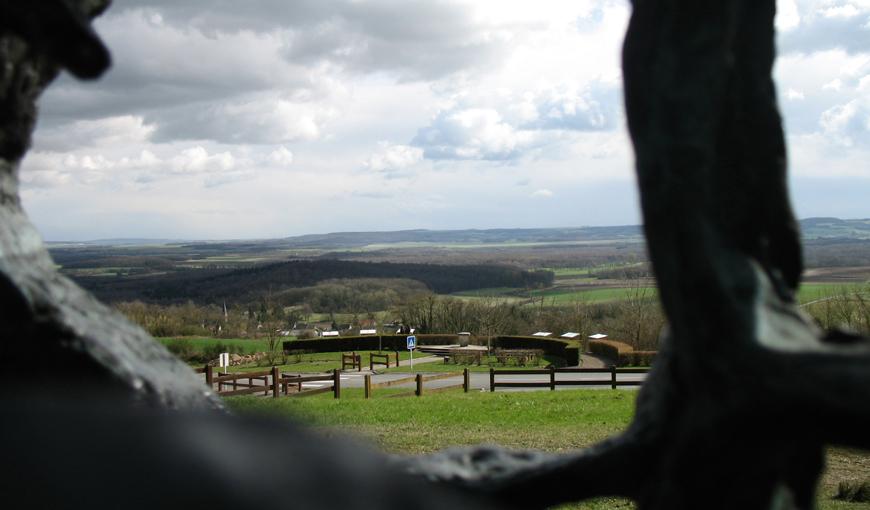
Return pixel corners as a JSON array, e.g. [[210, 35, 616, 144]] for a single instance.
[[798, 282, 867, 304], [228, 390, 869, 509], [529, 287, 658, 304], [454, 280, 865, 307], [229, 389, 636, 452], [451, 287, 522, 297], [546, 263, 645, 279], [158, 336, 274, 354]]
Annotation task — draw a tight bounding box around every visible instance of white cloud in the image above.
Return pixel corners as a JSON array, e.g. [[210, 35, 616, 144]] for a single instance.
[[786, 88, 806, 100], [269, 146, 294, 167], [364, 143, 424, 176], [823, 78, 843, 91], [778, 0, 870, 54], [33, 115, 155, 152], [170, 147, 235, 174], [821, 4, 861, 18], [16, 0, 870, 241], [820, 98, 870, 146], [411, 81, 621, 161], [776, 0, 802, 30], [531, 189, 554, 198]]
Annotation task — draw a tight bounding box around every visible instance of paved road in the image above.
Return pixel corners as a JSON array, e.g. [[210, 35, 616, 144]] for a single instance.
[[213, 356, 647, 394]]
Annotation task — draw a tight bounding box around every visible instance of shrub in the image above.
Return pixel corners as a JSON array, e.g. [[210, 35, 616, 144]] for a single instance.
[[589, 339, 657, 367], [624, 350, 657, 367], [589, 339, 633, 360], [165, 341, 197, 362], [835, 480, 870, 502], [565, 346, 580, 366], [202, 342, 229, 362]]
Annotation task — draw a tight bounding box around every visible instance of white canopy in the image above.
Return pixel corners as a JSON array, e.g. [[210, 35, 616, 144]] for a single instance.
[[360, 329, 377, 335], [532, 331, 553, 337], [588, 333, 608, 339], [321, 331, 340, 337], [561, 332, 581, 338]]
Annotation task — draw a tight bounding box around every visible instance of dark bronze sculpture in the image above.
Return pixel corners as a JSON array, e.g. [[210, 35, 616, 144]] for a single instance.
[[1, 1, 867, 509]]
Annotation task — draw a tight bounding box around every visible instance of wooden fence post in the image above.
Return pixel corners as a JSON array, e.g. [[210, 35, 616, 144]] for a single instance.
[[415, 373, 423, 397], [463, 368, 469, 393], [610, 365, 617, 390], [364, 374, 371, 399], [489, 368, 495, 392], [333, 369, 341, 399], [369, 354, 374, 371], [205, 365, 213, 390], [357, 352, 362, 372], [550, 365, 556, 391], [271, 366, 280, 398], [395, 351, 400, 367]]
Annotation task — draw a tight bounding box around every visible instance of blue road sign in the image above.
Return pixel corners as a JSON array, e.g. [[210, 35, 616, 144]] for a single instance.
[[406, 335, 416, 350]]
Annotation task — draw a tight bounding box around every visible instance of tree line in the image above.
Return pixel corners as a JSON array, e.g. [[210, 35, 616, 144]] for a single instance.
[[77, 259, 554, 304]]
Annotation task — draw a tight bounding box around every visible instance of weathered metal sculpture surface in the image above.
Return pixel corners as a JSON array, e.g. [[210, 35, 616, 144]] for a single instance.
[[0, 0, 221, 411], [2, 1, 868, 509]]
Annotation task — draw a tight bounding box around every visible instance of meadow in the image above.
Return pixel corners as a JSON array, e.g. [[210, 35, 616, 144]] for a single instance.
[[228, 389, 870, 510]]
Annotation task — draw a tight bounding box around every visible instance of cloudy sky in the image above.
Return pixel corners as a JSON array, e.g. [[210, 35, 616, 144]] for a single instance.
[[19, 0, 870, 241]]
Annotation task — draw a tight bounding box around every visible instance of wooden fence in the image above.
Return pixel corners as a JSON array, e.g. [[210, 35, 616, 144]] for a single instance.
[[202, 366, 341, 399], [342, 352, 361, 372], [489, 366, 649, 392], [364, 369, 470, 398], [370, 351, 400, 370]]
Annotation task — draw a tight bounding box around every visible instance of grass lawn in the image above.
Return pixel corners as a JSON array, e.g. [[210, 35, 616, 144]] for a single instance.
[[228, 390, 870, 510]]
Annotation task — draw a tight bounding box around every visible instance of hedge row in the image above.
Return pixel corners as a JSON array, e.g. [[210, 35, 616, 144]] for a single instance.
[[494, 336, 579, 366], [283, 334, 460, 353], [283, 334, 580, 366], [589, 339, 657, 367]]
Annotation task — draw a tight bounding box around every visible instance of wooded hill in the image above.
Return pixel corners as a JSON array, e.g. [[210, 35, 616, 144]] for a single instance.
[[75, 259, 554, 304]]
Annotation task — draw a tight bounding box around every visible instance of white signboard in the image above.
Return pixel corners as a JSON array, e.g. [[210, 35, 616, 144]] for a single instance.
[[219, 352, 229, 367]]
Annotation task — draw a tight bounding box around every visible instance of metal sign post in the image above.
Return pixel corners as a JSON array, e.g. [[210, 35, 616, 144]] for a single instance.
[[406, 335, 416, 370]]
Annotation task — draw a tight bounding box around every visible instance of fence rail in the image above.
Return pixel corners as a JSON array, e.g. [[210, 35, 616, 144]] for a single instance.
[[202, 366, 341, 399], [365, 369, 470, 398], [342, 352, 361, 372], [489, 366, 649, 392], [370, 351, 400, 370]]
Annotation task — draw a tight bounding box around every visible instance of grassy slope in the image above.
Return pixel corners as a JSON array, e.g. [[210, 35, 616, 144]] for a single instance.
[[158, 336, 274, 354], [228, 390, 869, 509]]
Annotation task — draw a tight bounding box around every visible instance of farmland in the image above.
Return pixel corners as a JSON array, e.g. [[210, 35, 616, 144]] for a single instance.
[[50, 219, 870, 346]]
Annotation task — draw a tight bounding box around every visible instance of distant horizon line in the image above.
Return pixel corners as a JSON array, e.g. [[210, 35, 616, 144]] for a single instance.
[[42, 216, 869, 245]]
